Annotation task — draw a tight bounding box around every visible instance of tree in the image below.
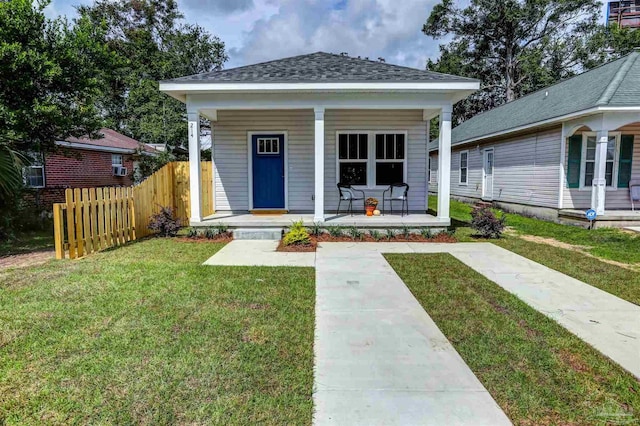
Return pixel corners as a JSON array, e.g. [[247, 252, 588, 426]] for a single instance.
[[424, 0, 602, 124], [581, 23, 640, 69], [0, 0, 111, 154], [77, 0, 227, 150]]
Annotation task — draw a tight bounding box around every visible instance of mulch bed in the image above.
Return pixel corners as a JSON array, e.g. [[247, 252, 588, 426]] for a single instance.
[[277, 232, 457, 252], [177, 232, 234, 244]]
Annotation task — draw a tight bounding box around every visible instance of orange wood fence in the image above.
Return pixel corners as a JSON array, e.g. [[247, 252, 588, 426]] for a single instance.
[[53, 162, 213, 259]]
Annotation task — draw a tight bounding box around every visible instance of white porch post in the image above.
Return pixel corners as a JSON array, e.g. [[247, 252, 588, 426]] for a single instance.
[[188, 111, 202, 223], [591, 130, 608, 215], [314, 107, 325, 222], [437, 105, 452, 221]]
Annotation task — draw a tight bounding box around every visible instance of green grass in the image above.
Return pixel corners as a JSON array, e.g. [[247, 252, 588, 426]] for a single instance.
[[429, 195, 640, 264], [0, 238, 315, 425], [385, 253, 640, 425], [428, 196, 640, 305], [0, 227, 54, 256], [497, 237, 640, 305]]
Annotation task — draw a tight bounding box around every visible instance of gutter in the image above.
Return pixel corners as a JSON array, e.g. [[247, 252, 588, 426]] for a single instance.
[[55, 141, 158, 156], [442, 105, 640, 150]]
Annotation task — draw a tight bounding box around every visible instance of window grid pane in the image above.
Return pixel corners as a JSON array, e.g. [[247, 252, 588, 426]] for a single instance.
[[339, 162, 367, 185], [395, 134, 405, 159], [376, 162, 403, 186], [385, 135, 394, 159], [376, 134, 385, 159]]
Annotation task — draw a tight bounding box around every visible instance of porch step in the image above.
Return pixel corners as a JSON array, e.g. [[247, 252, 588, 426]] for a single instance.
[[232, 228, 283, 240]]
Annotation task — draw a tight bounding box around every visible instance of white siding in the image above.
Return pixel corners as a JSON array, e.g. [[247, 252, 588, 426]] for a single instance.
[[563, 123, 640, 210], [434, 127, 562, 208], [213, 109, 428, 212]]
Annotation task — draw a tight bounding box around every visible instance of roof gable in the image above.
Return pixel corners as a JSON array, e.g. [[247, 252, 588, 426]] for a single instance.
[[451, 51, 640, 145], [163, 52, 477, 84]]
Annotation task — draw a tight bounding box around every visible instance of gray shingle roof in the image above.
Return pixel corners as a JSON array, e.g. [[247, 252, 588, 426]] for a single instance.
[[163, 52, 478, 84], [452, 51, 640, 145]]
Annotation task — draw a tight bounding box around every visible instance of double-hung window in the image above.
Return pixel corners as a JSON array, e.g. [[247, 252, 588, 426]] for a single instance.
[[337, 131, 407, 188], [338, 133, 368, 185], [375, 133, 406, 186], [459, 150, 469, 185], [581, 132, 618, 188], [24, 165, 45, 188], [23, 154, 45, 188], [112, 154, 124, 167]]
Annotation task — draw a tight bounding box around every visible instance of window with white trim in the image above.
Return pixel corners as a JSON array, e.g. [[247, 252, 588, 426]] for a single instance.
[[459, 150, 469, 185], [24, 165, 45, 188], [112, 154, 123, 166], [581, 132, 619, 188], [257, 137, 280, 154], [338, 133, 368, 185], [375, 133, 406, 186]]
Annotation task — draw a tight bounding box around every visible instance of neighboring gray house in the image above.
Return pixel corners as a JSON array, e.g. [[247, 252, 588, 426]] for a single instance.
[[429, 50, 640, 227], [160, 52, 479, 228]]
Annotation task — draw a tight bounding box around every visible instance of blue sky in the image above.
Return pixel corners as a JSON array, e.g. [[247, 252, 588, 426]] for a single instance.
[[45, 0, 609, 70]]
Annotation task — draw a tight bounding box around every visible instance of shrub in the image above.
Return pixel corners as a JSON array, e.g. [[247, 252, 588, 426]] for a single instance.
[[385, 228, 395, 240], [204, 227, 217, 239], [471, 207, 506, 238], [347, 226, 363, 240], [148, 206, 181, 237], [213, 224, 228, 235], [187, 227, 199, 238], [327, 225, 343, 238], [283, 220, 311, 246], [420, 228, 432, 239], [400, 225, 411, 239], [309, 222, 323, 236], [370, 229, 383, 241]]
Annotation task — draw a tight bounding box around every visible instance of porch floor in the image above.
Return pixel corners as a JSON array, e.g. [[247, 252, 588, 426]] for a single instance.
[[191, 213, 449, 228]]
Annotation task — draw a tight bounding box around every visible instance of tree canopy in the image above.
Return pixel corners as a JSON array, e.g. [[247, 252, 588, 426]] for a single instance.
[[0, 0, 111, 153], [424, 0, 603, 125], [77, 0, 227, 150]]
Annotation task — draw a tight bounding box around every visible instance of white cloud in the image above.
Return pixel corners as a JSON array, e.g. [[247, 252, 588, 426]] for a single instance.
[[45, 0, 443, 70]]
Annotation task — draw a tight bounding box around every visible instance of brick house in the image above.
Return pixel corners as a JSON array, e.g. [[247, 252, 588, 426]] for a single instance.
[[24, 129, 158, 209]]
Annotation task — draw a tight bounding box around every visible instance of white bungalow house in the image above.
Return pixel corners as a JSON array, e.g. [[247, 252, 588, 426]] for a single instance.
[[429, 50, 640, 227], [159, 52, 479, 228]]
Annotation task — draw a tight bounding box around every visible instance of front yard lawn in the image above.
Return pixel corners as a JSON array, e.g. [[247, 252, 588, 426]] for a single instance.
[[386, 253, 640, 425], [0, 239, 315, 425], [428, 196, 640, 305]]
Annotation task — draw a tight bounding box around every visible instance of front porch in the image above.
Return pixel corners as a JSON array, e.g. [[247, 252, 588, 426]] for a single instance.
[[192, 212, 449, 229]]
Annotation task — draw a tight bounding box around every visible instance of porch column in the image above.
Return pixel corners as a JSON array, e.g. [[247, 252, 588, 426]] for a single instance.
[[188, 111, 202, 223], [314, 107, 325, 222], [591, 130, 608, 215], [437, 105, 452, 221]]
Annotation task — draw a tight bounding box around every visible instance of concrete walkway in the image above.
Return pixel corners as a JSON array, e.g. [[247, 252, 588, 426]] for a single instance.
[[202, 240, 315, 267], [314, 243, 510, 425], [203, 241, 640, 424]]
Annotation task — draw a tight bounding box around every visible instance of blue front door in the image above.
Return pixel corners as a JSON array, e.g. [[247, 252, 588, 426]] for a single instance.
[[252, 134, 285, 209]]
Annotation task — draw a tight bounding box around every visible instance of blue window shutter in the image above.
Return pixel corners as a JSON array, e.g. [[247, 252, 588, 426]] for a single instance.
[[618, 135, 634, 188], [566, 135, 582, 189]]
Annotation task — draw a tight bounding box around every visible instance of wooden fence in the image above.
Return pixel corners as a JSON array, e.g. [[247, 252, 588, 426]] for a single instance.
[[53, 162, 213, 259]]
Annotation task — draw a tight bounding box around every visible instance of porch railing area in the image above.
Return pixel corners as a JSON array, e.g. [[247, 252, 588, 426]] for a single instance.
[[52, 161, 213, 259]]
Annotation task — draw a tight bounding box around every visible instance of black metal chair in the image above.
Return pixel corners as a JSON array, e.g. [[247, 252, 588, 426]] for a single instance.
[[382, 183, 409, 216], [337, 183, 365, 216]]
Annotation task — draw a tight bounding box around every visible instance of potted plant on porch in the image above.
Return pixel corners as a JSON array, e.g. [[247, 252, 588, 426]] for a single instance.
[[365, 197, 379, 216]]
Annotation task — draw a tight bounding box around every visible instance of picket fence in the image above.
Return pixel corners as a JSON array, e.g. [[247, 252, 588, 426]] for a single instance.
[[53, 162, 213, 259]]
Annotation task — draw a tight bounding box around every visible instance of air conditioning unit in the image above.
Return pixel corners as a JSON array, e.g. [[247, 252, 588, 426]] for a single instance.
[[113, 166, 128, 176]]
